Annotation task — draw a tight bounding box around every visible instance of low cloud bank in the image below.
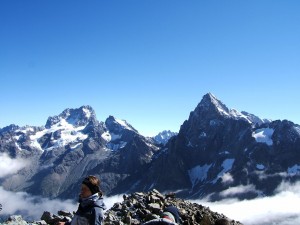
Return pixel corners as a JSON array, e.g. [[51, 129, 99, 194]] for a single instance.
[[0, 153, 124, 221], [1, 150, 300, 224], [1, 182, 300, 225], [104, 195, 124, 210], [0, 153, 28, 178], [0, 187, 77, 221], [194, 181, 300, 225], [0, 186, 124, 221]]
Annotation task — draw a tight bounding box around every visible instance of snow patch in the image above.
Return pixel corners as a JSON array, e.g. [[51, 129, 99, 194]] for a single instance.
[[29, 119, 88, 151], [146, 142, 159, 151], [294, 126, 300, 135], [82, 107, 91, 118], [199, 132, 207, 138], [16, 127, 34, 133], [15, 142, 22, 150], [107, 141, 127, 151], [101, 132, 111, 142], [110, 133, 122, 141], [70, 143, 82, 149], [188, 164, 212, 188], [115, 119, 133, 131], [208, 94, 230, 116], [219, 151, 230, 155], [288, 164, 300, 176], [212, 159, 235, 184], [256, 164, 265, 170], [229, 109, 252, 123], [252, 128, 274, 146]]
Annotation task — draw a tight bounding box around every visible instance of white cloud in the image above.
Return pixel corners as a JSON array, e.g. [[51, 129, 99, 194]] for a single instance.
[[0, 153, 28, 178], [275, 180, 300, 194], [219, 184, 256, 198], [0, 186, 77, 221], [194, 181, 300, 225], [256, 171, 288, 180], [0, 187, 124, 221], [221, 172, 234, 184], [2, 179, 300, 225], [104, 195, 124, 210]]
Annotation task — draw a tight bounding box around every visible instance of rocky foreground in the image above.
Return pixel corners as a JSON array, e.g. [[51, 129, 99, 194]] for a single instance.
[[2, 189, 243, 225]]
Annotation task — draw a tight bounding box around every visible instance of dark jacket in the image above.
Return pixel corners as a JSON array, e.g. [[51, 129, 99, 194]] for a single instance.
[[68, 194, 106, 225], [142, 218, 178, 225]]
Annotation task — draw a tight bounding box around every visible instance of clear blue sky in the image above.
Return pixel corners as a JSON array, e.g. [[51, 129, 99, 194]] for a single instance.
[[1, 0, 299, 136]]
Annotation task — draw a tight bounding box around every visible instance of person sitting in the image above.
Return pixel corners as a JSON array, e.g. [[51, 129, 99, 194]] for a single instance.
[[142, 205, 181, 225], [57, 175, 106, 225]]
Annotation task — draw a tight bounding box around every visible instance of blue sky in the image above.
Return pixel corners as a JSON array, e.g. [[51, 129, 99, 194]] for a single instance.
[[1, 0, 300, 136]]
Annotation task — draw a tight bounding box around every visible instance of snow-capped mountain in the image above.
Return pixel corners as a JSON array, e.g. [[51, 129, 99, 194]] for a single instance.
[[1, 93, 300, 201], [110, 93, 300, 200], [45, 105, 97, 128], [0, 106, 158, 198], [103, 116, 139, 150], [153, 130, 177, 145]]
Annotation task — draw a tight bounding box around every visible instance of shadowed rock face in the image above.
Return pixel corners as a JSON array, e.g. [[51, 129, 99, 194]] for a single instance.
[[110, 93, 300, 200]]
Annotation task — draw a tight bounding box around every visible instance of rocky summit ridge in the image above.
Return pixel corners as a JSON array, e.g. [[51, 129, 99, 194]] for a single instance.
[[1, 189, 243, 225]]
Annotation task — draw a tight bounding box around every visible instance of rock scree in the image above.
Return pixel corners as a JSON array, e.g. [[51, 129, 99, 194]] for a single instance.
[[1, 189, 243, 225]]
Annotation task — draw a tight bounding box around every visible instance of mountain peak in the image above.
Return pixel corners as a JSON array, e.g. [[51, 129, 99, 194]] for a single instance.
[[0, 124, 20, 134], [45, 105, 96, 128], [105, 116, 138, 134], [190, 93, 268, 125], [197, 93, 230, 117], [153, 130, 177, 145]]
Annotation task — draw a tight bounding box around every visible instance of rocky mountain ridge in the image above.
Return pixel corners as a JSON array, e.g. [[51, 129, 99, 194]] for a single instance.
[[1, 93, 300, 202], [153, 130, 178, 145], [106, 93, 300, 200]]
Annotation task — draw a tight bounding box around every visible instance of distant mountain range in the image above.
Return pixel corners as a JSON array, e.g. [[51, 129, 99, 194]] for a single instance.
[[1, 93, 300, 201]]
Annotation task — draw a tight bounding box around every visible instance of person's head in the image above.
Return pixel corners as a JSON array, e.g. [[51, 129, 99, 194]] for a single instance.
[[80, 175, 101, 198], [161, 206, 181, 224]]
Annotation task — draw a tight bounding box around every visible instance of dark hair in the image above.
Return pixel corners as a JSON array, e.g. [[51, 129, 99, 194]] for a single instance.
[[82, 175, 103, 196]]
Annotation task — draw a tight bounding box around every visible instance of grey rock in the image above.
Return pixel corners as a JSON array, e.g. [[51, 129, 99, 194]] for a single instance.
[[104, 189, 242, 225], [3, 215, 28, 225]]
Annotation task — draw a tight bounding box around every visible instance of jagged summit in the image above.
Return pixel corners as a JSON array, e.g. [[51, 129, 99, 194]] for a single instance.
[[197, 92, 230, 117], [45, 105, 96, 128], [153, 130, 177, 145], [105, 115, 138, 134], [194, 93, 270, 125], [0, 124, 20, 133], [241, 111, 272, 125]]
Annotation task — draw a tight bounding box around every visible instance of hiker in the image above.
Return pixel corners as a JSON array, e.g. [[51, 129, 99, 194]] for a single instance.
[[142, 205, 181, 225], [57, 175, 106, 225]]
